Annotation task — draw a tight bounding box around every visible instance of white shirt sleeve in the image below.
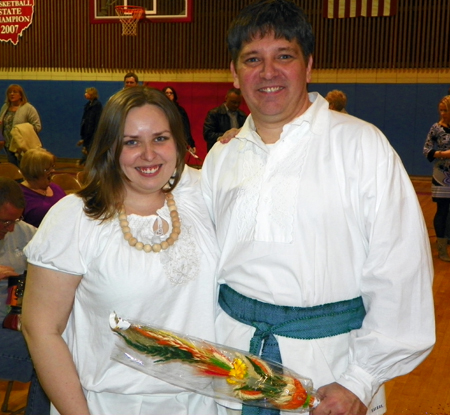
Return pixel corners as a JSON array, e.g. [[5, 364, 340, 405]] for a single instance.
[[24, 195, 99, 275]]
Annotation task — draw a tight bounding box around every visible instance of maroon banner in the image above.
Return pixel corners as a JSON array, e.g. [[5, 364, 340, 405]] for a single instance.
[[0, 0, 34, 45], [323, 0, 398, 18]]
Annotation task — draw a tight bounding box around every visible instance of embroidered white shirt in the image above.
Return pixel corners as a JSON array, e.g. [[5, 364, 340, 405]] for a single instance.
[[201, 92, 435, 412]]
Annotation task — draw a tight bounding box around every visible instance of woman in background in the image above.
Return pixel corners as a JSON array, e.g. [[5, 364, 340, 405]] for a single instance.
[[423, 95, 450, 261], [325, 89, 348, 114], [0, 84, 42, 166], [162, 86, 196, 152], [19, 148, 66, 227], [22, 87, 222, 415], [77, 87, 103, 165]]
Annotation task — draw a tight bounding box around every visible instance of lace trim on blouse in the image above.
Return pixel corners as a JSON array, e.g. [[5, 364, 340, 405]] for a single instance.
[[126, 204, 200, 285]]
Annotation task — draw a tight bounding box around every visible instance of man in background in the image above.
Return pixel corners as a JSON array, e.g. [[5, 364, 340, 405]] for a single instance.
[[123, 72, 139, 88], [0, 177, 49, 415], [203, 88, 247, 152], [201, 1, 435, 414]]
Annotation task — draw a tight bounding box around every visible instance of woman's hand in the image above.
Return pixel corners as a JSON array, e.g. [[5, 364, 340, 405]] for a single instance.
[[217, 128, 241, 144]]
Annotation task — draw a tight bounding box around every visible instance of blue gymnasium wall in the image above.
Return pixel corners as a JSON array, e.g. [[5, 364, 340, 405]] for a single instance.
[[1, 79, 447, 176], [312, 83, 448, 177]]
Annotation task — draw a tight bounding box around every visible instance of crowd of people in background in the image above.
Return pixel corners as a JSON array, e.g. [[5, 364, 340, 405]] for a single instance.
[[0, 76, 370, 169]]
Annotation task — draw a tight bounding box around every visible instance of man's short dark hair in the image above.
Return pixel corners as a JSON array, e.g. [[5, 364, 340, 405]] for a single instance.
[[227, 0, 315, 65], [124, 72, 139, 83], [0, 177, 25, 209], [226, 88, 242, 97]]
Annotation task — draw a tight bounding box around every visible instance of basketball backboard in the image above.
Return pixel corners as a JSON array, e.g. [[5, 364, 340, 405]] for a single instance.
[[90, 0, 192, 23]]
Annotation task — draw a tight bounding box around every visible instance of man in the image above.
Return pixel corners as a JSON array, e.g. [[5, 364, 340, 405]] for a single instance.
[[326, 89, 348, 113], [0, 177, 49, 415], [77, 87, 103, 165], [201, 1, 435, 414], [123, 72, 139, 88], [203, 88, 247, 152]]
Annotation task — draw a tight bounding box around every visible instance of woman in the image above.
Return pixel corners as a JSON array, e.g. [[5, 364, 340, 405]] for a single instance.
[[77, 87, 103, 165], [162, 86, 196, 152], [0, 84, 42, 166], [22, 87, 222, 415], [19, 148, 66, 227], [325, 89, 348, 114], [423, 95, 450, 261]]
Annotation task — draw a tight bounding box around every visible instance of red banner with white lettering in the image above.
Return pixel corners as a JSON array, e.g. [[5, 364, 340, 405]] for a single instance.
[[323, 0, 398, 18], [0, 0, 35, 45]]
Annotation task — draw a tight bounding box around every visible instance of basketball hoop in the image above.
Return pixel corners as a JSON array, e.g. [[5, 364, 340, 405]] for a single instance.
[[115, 5, 145, 36]]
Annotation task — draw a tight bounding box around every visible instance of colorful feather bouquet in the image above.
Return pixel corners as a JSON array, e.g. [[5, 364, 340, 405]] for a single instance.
[[110, 313, 319, 412]]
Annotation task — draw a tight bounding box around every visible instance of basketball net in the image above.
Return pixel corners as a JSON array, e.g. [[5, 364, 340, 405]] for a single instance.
[[115, 5, 145, 36]]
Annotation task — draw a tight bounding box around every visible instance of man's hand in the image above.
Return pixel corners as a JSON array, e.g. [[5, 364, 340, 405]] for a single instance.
[[0, 265, 19, 280], [217, 128, 241, 144], [313, 383, 367, 415]]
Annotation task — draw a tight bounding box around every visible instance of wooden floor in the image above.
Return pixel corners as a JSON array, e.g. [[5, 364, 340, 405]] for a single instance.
[[1, 175, 449, 415]]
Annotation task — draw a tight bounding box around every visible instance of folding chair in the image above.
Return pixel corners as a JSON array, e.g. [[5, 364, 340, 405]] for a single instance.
[[1, 380, 27, 415]]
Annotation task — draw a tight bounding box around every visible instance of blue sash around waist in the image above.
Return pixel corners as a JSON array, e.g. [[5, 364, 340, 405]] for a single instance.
[[218, 284, 366, 415]]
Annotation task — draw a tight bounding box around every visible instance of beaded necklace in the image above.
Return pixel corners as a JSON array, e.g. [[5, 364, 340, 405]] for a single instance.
[[119, 192, 180, 253]]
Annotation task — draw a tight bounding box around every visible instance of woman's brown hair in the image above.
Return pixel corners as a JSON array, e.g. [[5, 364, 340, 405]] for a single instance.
[[19, 148, 55, 181], [78, 86, 186, 221]]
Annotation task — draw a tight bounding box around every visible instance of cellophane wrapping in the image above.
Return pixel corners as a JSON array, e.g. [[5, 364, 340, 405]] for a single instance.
[[110, 313, 319, 412]]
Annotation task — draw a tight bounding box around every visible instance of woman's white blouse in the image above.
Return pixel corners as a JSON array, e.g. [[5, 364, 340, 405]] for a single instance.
[[25, 167, 220, 397]]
